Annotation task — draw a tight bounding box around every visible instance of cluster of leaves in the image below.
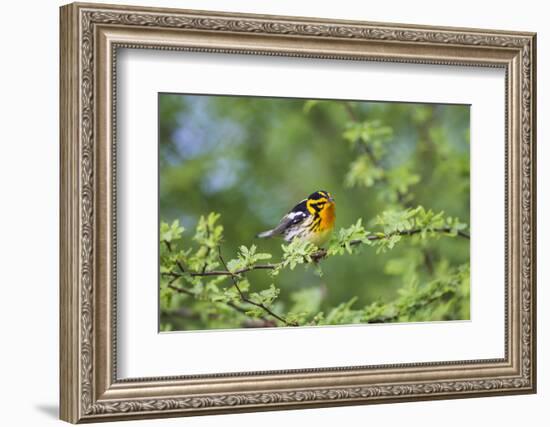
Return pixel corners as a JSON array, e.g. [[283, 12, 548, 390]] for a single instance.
[[227, 244, 273, 273], [327, 206, 467, 255], [341, 119, 420, 204], [308, 262, 470, 326]]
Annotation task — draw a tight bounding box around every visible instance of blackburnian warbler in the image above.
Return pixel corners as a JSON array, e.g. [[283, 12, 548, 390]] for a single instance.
[[257, 190, 336, 246]]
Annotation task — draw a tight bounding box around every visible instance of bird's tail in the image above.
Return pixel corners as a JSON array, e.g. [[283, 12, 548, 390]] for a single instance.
[[256, 229, 274, 239]]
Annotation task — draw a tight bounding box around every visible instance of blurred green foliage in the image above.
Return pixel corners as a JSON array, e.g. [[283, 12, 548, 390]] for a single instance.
[[159, 94, 470, 331]]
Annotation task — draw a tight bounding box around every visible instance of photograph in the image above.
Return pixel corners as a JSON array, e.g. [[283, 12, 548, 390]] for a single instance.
[[159, 94, 471, 331]]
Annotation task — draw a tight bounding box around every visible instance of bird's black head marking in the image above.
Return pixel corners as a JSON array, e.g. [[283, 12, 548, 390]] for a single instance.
[[308, 190, 331, 200]]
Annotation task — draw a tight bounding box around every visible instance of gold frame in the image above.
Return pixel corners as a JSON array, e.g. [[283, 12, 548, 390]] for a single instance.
[[60, 2, 537, 423]]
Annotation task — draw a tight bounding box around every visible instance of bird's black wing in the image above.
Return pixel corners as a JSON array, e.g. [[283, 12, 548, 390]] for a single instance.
[[268, 199, 309, 236], [256, 199, 310, 238]]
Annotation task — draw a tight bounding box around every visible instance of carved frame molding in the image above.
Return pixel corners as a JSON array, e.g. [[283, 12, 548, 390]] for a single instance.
[[60, 2, 536, 423]]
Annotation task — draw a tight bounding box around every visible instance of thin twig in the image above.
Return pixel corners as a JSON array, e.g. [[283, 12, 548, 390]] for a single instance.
[[217, 247, 297, 327], [343, 101, 358, 122], [162, 240, 186, 273], [163, 263, 278, 278], [201, 224, 211, 274], [167, 278, 275, 326], [167, 282, 194, 297], [360, 226, 470, 243], [163, 243, 258, 322]]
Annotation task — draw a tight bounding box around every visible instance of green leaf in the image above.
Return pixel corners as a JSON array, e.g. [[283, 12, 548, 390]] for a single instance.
[[279, 239, 318, 271], [327, 218, 368, 256], [193, 212, 224, 248], [229, 245, 273, 273], [227, 258, 246, 273], [249, 284, 280, 306], [160, 219, 184, 243]]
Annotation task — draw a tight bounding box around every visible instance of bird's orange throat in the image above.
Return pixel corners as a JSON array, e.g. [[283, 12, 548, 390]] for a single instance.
[[319, 202, 336, 231]]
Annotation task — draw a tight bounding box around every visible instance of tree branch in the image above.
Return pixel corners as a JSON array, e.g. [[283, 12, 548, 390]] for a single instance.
[[216, 247, 298, 327], [162, 240, 186, 273], [359, 226, 470, 243], [162, 226, 469, 279], [163, 241, 278, 327], [161, 218, 468, 328], [167, 278, 278, 328], [164, 263, 278, 278]]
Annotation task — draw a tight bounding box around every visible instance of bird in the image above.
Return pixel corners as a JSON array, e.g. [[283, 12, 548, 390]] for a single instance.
[[256, 190, 336, 246]]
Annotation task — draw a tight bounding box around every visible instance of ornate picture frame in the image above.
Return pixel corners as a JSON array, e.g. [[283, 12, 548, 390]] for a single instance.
[[60, 2, 536, 423]]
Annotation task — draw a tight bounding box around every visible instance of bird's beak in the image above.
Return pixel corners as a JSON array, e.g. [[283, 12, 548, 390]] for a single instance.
[[328, 195, 335, 202]]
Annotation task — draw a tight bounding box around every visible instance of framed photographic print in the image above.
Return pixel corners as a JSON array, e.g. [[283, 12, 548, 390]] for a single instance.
[[60, 2, 537, 423]]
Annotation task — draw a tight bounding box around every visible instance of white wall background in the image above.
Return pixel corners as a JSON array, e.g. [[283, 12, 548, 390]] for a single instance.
[[0, 0, 545, 425]]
